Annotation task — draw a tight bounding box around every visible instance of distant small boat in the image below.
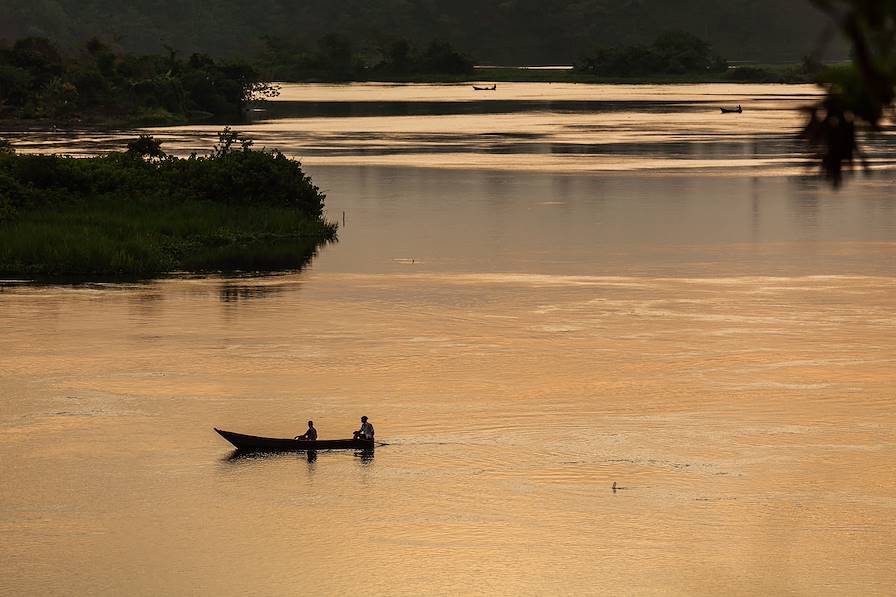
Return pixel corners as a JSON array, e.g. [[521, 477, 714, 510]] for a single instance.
[[472, 84, 497, 91], [720, 105, 743, 114], [215, 428, 374, 452]]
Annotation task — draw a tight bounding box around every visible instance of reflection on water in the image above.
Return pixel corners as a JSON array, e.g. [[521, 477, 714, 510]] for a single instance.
[[354, 449, 375, 464], [219, 284, 285, 303], [1, 84, 895, 595], [7, 83, 896, 176], [226, 449, 321, 463], [6, 82, 896, 176]]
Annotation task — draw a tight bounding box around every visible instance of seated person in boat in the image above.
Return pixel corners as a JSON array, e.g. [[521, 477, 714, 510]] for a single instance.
[[353, 416, 374, 440], [295, 420, 317, 441]]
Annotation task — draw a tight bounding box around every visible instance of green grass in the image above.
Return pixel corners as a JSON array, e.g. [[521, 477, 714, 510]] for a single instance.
[[0, 197, 337, 278]]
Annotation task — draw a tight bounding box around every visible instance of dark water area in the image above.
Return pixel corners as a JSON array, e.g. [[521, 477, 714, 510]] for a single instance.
[[255, 98, 740, 119]]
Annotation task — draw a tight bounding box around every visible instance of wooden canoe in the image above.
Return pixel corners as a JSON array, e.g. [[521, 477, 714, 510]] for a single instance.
[[215, 428, 374, 452]]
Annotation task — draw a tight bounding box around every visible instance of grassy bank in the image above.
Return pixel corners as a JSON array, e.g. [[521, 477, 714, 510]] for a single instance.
[[0, 131, 336, 279], [0, 199, 335, 278]]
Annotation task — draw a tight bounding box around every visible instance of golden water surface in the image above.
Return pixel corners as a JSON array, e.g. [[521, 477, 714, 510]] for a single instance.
[[1, 84, 895, 596]]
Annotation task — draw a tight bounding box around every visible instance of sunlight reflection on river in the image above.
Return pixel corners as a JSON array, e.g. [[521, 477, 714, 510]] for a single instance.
[[1, 84, 895, 596]]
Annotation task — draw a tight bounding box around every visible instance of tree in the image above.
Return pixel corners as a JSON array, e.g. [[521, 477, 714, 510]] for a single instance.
[[805, 1, 896, 185], [316, 33, 358, 80], [579, 32, 725, 77], [382, 39, 413, 75], [421, 41, 474, 75]]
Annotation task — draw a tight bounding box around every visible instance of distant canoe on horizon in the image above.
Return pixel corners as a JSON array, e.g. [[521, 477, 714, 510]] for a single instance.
[[473, 84, 497, 91]]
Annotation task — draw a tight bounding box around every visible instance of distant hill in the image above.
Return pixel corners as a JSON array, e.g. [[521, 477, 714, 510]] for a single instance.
[[1, 0, 846, 65]]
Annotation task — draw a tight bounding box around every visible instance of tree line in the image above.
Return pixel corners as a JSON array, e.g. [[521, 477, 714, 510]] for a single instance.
[[577, 31, 822, 83], [578, 31, 728, 77], [0, 34, 475, 123], [0, 37, 276, 123], [4, 0, 843, 65], [257, 34, 474, 81]]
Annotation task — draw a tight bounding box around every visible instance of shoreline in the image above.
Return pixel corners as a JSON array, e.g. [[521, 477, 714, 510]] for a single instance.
[[0, 74, 819, 132]]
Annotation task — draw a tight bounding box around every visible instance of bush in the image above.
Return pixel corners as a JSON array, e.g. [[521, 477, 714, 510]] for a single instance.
[[579, 31, 727, 77], [0, 129, 326, 215], [0, 37, 277, 123], [0, 131, 335, 277], [728, 66, 776, 82]]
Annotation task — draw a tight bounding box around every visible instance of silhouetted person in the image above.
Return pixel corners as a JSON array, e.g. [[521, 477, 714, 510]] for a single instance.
[[295, 420, 317, 441], [353, 416, 374, 440]]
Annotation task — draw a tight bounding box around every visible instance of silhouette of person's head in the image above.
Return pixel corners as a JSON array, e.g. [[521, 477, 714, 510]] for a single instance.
[[308, 420, 314, 427], [361, 416, 368, 422]]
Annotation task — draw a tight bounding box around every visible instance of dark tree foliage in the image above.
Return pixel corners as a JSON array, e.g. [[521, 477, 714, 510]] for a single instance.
[[370, 38, 474, 77], [419, 41, 475, 75], [0, 0, 842, 66], [256, 34, 473, 81], [0, 129, 325, 217], [315, 33, 359, 80], [805, 1, 896, 185], [579, 31, 727, 77], [0, 132, 335, 277], [0, 138, 19, 222], [0, 37, 277, 122], [126, 134, 165, 159]]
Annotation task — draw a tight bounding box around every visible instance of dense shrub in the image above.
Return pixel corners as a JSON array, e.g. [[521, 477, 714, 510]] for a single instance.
[[0, 130, 325, 215], [579, 31, 727, 77], [0, 37, 277, 122], [0, 132, 335, 277], [257, 34, 474, 81]]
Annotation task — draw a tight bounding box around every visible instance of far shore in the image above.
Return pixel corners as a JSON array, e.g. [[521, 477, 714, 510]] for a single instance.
[[0, 67, 817, 131], [264, 63, 814, 85]]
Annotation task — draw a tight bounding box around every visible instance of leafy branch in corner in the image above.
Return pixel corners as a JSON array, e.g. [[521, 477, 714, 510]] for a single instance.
[[806, 1, 896, 186]]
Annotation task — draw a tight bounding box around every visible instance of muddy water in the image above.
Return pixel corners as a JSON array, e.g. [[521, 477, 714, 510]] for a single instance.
[[1, 84, 895, 595]]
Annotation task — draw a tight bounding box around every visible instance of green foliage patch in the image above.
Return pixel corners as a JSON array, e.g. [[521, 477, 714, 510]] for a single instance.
[[0, 37, 277, 123], [0, 131, 336, 278], [579, 31, 728, 77], [258, 34, 474, 81]]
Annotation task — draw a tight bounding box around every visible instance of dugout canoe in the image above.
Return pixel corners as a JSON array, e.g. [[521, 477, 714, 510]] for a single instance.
[[215, 428, 374, 452]]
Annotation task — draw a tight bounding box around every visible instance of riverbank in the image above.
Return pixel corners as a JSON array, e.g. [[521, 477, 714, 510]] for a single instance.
[[261, 64, 813, 85], [473, 64, 813, 84], [0, 132, 336, 279], [0, 199, 335, 279]]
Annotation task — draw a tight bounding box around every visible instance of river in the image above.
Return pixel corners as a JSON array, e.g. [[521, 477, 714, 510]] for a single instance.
[[1, 83, 895, 595]]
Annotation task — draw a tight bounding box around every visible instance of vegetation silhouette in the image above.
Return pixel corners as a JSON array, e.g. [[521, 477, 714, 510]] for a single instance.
[[1, 0, 843, 65], [257, 34, 474, 81], [0, 37, 277, 124], [578, 31, 728, 77], [0, 130, 336, 278], [804, 0, 896, 186]]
